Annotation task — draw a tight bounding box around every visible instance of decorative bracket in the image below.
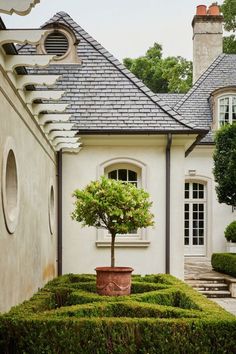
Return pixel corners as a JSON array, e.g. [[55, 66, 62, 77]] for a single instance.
[[31, 103, 68, 115], [5, 54, 54, 72], [0, 29, 48, 46], [0, 0, 40, 16], [43, 123, 75, 134], [16, 75, 61, 90], [38, 114, 71, 125], [25, 90, 65, 104]]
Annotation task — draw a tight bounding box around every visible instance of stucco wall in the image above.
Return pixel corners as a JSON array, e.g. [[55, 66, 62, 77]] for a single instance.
[[185, 145, 236, 257], [62, 136, 187, 279], [0, 68, 57, 313]]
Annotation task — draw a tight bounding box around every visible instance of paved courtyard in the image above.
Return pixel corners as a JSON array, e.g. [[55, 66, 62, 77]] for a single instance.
[[185, 258, 236, 316]]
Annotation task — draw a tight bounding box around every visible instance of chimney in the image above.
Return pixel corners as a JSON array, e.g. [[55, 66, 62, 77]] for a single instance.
[[192, 3, 223, 83]]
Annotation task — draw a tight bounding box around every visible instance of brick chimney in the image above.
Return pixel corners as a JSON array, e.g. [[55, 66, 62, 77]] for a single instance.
[[192, 3, 223, 83]]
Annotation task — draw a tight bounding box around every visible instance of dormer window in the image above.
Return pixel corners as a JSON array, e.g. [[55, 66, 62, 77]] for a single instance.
[[218, 95, 236, 127], [37, 24, 81, 64]]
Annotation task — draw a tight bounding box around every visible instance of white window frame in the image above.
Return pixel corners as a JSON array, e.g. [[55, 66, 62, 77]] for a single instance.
[[96, 158, 150, 248], [218, 94, 236, 128]]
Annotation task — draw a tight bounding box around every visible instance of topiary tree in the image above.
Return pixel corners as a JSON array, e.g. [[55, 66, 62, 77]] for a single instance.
[[72, 176, 154, 267], [213, 123, 236, 207], [225, 221, 236, 243]]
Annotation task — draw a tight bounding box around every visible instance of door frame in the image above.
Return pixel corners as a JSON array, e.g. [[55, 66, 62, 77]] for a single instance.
[[184, 175, 212, 257]]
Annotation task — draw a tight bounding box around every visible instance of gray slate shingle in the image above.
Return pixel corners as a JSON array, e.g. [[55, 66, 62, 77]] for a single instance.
[[18, 12, 203, 134]]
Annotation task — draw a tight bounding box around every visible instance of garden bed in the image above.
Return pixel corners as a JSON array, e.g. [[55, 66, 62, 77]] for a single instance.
[[0, 274, 235, 353]]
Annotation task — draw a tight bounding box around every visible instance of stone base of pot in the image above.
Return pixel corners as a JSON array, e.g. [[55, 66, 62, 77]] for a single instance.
[[95, 267, 133, 296], [226, 242, 236, 253]]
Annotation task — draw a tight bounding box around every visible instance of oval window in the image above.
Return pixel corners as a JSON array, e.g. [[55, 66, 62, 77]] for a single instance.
[[49, 184, 55, 235], [2, 138, 19, 234], [44, 31, 69, 57]]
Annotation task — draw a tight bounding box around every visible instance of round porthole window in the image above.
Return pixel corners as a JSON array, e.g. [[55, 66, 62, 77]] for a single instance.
[[49, 184, 55, 235], [2, 138, 20, 234], [44, 31, 69, 57]]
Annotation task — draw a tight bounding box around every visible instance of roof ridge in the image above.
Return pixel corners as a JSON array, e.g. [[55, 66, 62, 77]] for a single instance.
[[174, 54, 226, 111], [45, 12, 197, 131]]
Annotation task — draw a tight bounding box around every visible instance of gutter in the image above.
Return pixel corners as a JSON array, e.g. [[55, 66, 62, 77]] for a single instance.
[[165, 133, 172, 274], [57, 150, 63, 276]]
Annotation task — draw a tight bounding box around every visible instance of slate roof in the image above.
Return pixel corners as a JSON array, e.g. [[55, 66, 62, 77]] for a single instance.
[[172, 54, 236, 143], [17, 12, 205, 135], [156, 94, 185, 109]]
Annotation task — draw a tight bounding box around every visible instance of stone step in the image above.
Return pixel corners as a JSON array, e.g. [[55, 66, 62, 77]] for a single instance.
[[192, 284, 228, 291], [199, 290, 231, 298], [186, 277, 226, 284]]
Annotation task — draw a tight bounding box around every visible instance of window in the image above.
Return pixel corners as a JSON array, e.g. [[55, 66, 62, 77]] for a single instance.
[[108, 169, 138, 186], [218, 95, 236, 127], [48, 184, 55, 235], [2, 138, 20, 234], [37, 24, 81, 64], [96, 160, 149, 247], [184, 182, 207, 256], [44, 31, 69, 57]]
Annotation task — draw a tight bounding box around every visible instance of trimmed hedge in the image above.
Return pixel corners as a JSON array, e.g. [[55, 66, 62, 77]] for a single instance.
[[212, 253, 236, 277], [0, 274, 236, 353]]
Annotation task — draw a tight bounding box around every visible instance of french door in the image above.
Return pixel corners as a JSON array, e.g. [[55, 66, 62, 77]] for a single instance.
[[184, 182, 207, 256]]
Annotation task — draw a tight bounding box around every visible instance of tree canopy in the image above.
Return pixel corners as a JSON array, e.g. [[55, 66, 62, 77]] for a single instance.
[[72, 177, 154, 267], [213, 123, 236, 207], [123, 43, 192, 94], [221, 0, 236, 54]]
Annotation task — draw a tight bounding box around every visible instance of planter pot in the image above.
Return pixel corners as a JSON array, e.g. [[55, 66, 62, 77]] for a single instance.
[[95, 267, 133, 296], [226, 242, 236, 253]]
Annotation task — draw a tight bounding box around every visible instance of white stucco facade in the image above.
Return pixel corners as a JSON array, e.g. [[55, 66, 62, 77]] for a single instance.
[[62, 135, 195, 279], [0, 63, 58, 313], [185, 146, 236, 259]]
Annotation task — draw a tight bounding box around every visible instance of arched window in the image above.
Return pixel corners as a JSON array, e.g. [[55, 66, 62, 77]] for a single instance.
[[218, 95, 236, 127], [184, 182, 207, 256], [108, 169, 138, 186], [96, 160, 149, 247]]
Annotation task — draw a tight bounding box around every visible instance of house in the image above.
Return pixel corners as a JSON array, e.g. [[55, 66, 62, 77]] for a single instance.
[[0, 1, 235, 313]]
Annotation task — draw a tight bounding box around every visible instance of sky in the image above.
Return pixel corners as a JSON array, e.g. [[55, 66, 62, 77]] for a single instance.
[[1, 0, 221, 61]]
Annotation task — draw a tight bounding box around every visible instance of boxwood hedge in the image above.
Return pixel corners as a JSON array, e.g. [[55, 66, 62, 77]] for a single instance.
[[0, 274, 235, 354], [212, 253, 236, 277]]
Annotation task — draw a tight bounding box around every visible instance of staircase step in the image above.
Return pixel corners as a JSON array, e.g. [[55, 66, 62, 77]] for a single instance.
[[191, 283, 228, 289], [186, 278, 226, 284], [199, 290, 231, 298]]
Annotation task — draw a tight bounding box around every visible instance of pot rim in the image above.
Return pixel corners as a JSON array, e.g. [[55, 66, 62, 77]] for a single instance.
[[95, 266, 134, 273]]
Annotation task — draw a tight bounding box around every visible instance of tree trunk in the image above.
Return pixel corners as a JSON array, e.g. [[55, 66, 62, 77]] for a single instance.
[[111, 233, 116, 267]]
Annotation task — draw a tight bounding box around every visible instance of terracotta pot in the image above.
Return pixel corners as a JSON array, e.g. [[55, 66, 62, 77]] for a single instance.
[[196, 5, 207, 16], [95, 267, 133, 296], [208, 4, 220, 16]]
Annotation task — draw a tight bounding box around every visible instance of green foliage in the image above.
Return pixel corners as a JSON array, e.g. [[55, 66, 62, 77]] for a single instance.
[[72, 177, 154, 267], [221, 0, 236, 54], [0, 273, 235, 353], [212, 253, 236, 277], [123, 42, 192, 94], [221, 0, 236, 32], [72, 177, 154, 235], [213, 123, 236, 206], [223, 35, 236, 54], [225, 221, 236, 242]]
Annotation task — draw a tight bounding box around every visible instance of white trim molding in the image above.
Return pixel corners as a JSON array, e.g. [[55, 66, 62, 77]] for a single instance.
[[0, 0, 40, 16]]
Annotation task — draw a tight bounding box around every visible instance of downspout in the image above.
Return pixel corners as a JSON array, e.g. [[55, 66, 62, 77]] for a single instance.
[[165, 133, 172, 274], [57, 150, 63, 276]]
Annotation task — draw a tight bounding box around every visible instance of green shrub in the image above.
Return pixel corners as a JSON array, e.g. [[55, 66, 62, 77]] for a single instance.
[[212, 253, 236, 277], [225, 221, 236, 242], [0, 274, 235, 354]]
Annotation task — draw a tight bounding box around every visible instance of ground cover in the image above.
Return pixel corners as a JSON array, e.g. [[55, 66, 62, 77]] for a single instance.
[[0, 274, 235, 353]]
